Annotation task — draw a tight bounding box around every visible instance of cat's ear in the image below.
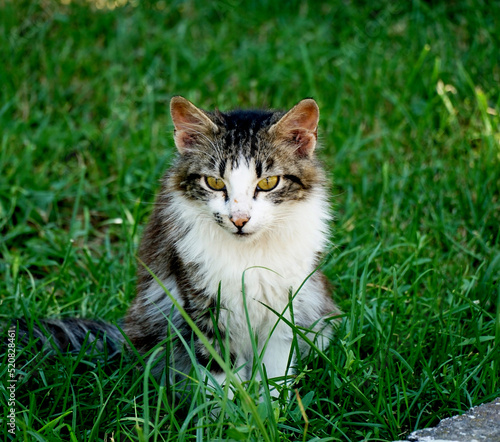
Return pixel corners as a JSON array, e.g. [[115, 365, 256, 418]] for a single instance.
[[170, 96, 218, 153], [269, 98, 319, 156]]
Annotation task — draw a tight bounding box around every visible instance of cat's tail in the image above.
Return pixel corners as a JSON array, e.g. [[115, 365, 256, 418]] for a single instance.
[[10, 317, 124, 358]]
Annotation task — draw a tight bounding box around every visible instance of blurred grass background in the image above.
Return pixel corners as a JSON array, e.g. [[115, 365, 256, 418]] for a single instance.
[[1, 0, 499, 441]]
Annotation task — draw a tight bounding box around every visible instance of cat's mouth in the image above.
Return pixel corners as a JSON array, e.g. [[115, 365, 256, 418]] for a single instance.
[[234, 230, 252, 237], [230, 226, 260, 239]]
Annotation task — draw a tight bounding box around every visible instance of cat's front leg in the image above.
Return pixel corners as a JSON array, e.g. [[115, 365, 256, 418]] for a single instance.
[[203, 352, 250, 401], [260, 331, 294, 398]]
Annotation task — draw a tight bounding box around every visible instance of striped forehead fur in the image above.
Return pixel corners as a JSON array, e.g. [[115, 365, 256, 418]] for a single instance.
[[188, 108, 283, 174]]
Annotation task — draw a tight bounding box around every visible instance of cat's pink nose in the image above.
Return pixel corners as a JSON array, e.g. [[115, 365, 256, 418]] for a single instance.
[[230, 215, 250, 228]]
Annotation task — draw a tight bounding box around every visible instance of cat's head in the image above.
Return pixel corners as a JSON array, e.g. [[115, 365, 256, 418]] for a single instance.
[[167, 96, 328, 240]]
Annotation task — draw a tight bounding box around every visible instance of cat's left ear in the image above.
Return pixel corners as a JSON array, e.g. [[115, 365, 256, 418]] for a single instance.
[[269, 98, 319, 157], [170, 96, 219, 154]]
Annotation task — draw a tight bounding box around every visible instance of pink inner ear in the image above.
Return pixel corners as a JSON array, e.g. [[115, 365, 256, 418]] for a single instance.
[[170, 98, 216, 153], [174, 130, 196, 151], [291, 110, 318, 133], [293, 129, 316, 156], [172, 106, 201, 130], [272, 99, 319, 156]]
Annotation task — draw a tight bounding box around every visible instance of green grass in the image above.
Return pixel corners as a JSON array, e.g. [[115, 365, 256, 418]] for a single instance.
[[1, 0, 499, 440]]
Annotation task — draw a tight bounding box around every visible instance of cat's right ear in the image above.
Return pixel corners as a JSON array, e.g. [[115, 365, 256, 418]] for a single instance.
[[170, 96, 218, 153], [269, 98, 319, 157]]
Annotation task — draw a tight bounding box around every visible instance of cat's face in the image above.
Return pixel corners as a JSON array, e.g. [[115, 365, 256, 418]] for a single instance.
[[168, 97, 326, 240], [200, 158, 288, 238]]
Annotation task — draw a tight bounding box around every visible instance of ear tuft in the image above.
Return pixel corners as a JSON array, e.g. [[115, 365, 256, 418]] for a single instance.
[[269, 98, 320, 156], [170, 96, 218, 153]]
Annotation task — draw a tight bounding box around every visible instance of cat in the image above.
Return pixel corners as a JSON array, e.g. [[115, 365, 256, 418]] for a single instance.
[[14, 96, 341, 397]]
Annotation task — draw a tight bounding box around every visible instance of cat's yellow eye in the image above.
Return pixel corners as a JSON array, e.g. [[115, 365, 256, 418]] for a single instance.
[[256, 176, 279, 191], [206, 176, 226, 191]]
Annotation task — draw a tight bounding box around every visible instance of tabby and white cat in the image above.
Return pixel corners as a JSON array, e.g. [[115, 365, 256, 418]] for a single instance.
[[124, 96, 340, 392], [17, 97, 340, 396]]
